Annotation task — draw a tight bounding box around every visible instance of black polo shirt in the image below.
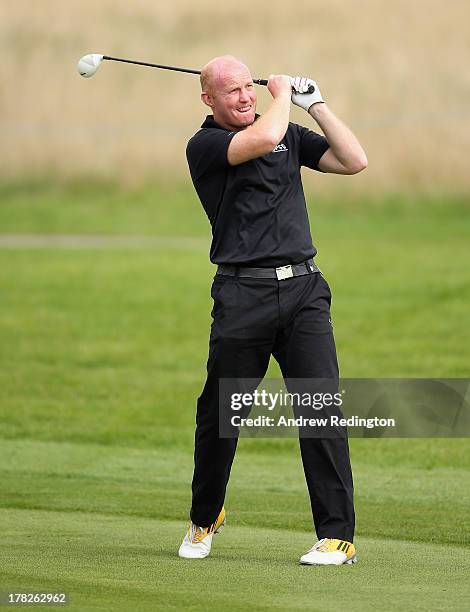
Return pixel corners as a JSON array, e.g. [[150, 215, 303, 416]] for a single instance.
[[186, 115, 329, 267]]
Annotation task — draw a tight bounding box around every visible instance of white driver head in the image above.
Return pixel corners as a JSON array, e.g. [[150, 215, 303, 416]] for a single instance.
[[77, 54, 104, 78]]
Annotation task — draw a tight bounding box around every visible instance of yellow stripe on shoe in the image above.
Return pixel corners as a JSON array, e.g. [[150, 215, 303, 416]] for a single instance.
[[191, 506, 226, 542]]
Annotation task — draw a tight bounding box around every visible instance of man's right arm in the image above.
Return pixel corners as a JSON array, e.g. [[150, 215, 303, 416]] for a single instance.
[[227, 75, 292, 166]]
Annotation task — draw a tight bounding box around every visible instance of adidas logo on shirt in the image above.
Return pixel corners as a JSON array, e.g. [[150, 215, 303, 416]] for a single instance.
[[272, 143, 288, 153]]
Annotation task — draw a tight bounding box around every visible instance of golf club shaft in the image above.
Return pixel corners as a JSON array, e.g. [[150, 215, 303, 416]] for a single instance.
[[103, 55, 268, 85], [102, 56, 310, 90], [103, 55, 201, 76]]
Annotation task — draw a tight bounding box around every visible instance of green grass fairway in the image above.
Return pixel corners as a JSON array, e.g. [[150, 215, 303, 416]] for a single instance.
[[1, 183, 469, 610], [1, 440, 470, 612], [2, 515, 468, 612]]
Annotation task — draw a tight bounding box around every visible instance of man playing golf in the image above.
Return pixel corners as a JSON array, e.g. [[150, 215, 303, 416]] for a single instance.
[[179, 55, 367, 564]]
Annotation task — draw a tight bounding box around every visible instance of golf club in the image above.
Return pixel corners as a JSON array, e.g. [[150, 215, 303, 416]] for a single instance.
[[77, 53, 315, 93]]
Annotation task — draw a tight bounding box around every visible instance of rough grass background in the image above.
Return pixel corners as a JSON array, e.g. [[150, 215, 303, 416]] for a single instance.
[[1, 0, 470, 191]]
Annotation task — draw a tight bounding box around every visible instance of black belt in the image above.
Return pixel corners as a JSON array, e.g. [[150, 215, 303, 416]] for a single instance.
[[216, 259, 320, 281]]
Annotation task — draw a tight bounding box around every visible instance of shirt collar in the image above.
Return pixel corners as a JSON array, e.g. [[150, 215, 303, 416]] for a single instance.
[[201, 114, 260, 130]]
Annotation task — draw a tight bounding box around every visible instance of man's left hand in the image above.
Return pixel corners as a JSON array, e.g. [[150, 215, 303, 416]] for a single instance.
[[290, 76, 324, 112]]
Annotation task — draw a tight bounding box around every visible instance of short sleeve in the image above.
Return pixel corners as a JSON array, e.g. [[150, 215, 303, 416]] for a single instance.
[[186, 129, 237, 180], [298, 126, 330, 171]]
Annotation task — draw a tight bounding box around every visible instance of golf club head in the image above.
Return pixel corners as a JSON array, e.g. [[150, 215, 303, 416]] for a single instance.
[[77, 54, 104, 78]]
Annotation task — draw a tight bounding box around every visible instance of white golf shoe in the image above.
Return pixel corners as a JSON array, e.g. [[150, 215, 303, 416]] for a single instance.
[[299, 538, 357, 565], [178, 507, 226, 559]]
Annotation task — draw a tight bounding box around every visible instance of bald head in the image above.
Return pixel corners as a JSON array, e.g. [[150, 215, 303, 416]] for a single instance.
[[199, 55, 256, 131], [200, 55, 251, 94]]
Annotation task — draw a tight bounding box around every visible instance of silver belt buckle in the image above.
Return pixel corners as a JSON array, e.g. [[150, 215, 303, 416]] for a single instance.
[[276, 265, 294, 280]]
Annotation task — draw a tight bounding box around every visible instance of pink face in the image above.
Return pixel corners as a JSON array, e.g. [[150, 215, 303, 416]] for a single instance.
[[206, 67, 257, 131]]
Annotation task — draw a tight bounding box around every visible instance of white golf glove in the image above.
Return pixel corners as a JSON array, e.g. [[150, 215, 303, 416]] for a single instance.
[[290, 76, 324, 111]]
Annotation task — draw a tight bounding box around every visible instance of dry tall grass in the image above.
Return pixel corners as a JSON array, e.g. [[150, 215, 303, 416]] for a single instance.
[[1, 0, 470, 191]]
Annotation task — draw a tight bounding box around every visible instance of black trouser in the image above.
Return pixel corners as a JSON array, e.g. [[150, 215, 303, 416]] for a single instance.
[[190, 270, 355, 542]]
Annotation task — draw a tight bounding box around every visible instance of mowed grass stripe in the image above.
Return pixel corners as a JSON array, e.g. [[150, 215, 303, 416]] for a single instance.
[[0, 234, 207, 250], [1, 508, 469, 612], [1, 440, 469, 546]]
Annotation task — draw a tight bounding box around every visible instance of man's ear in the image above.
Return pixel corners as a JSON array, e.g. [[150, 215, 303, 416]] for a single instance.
[[201, 92, 214, 108]]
